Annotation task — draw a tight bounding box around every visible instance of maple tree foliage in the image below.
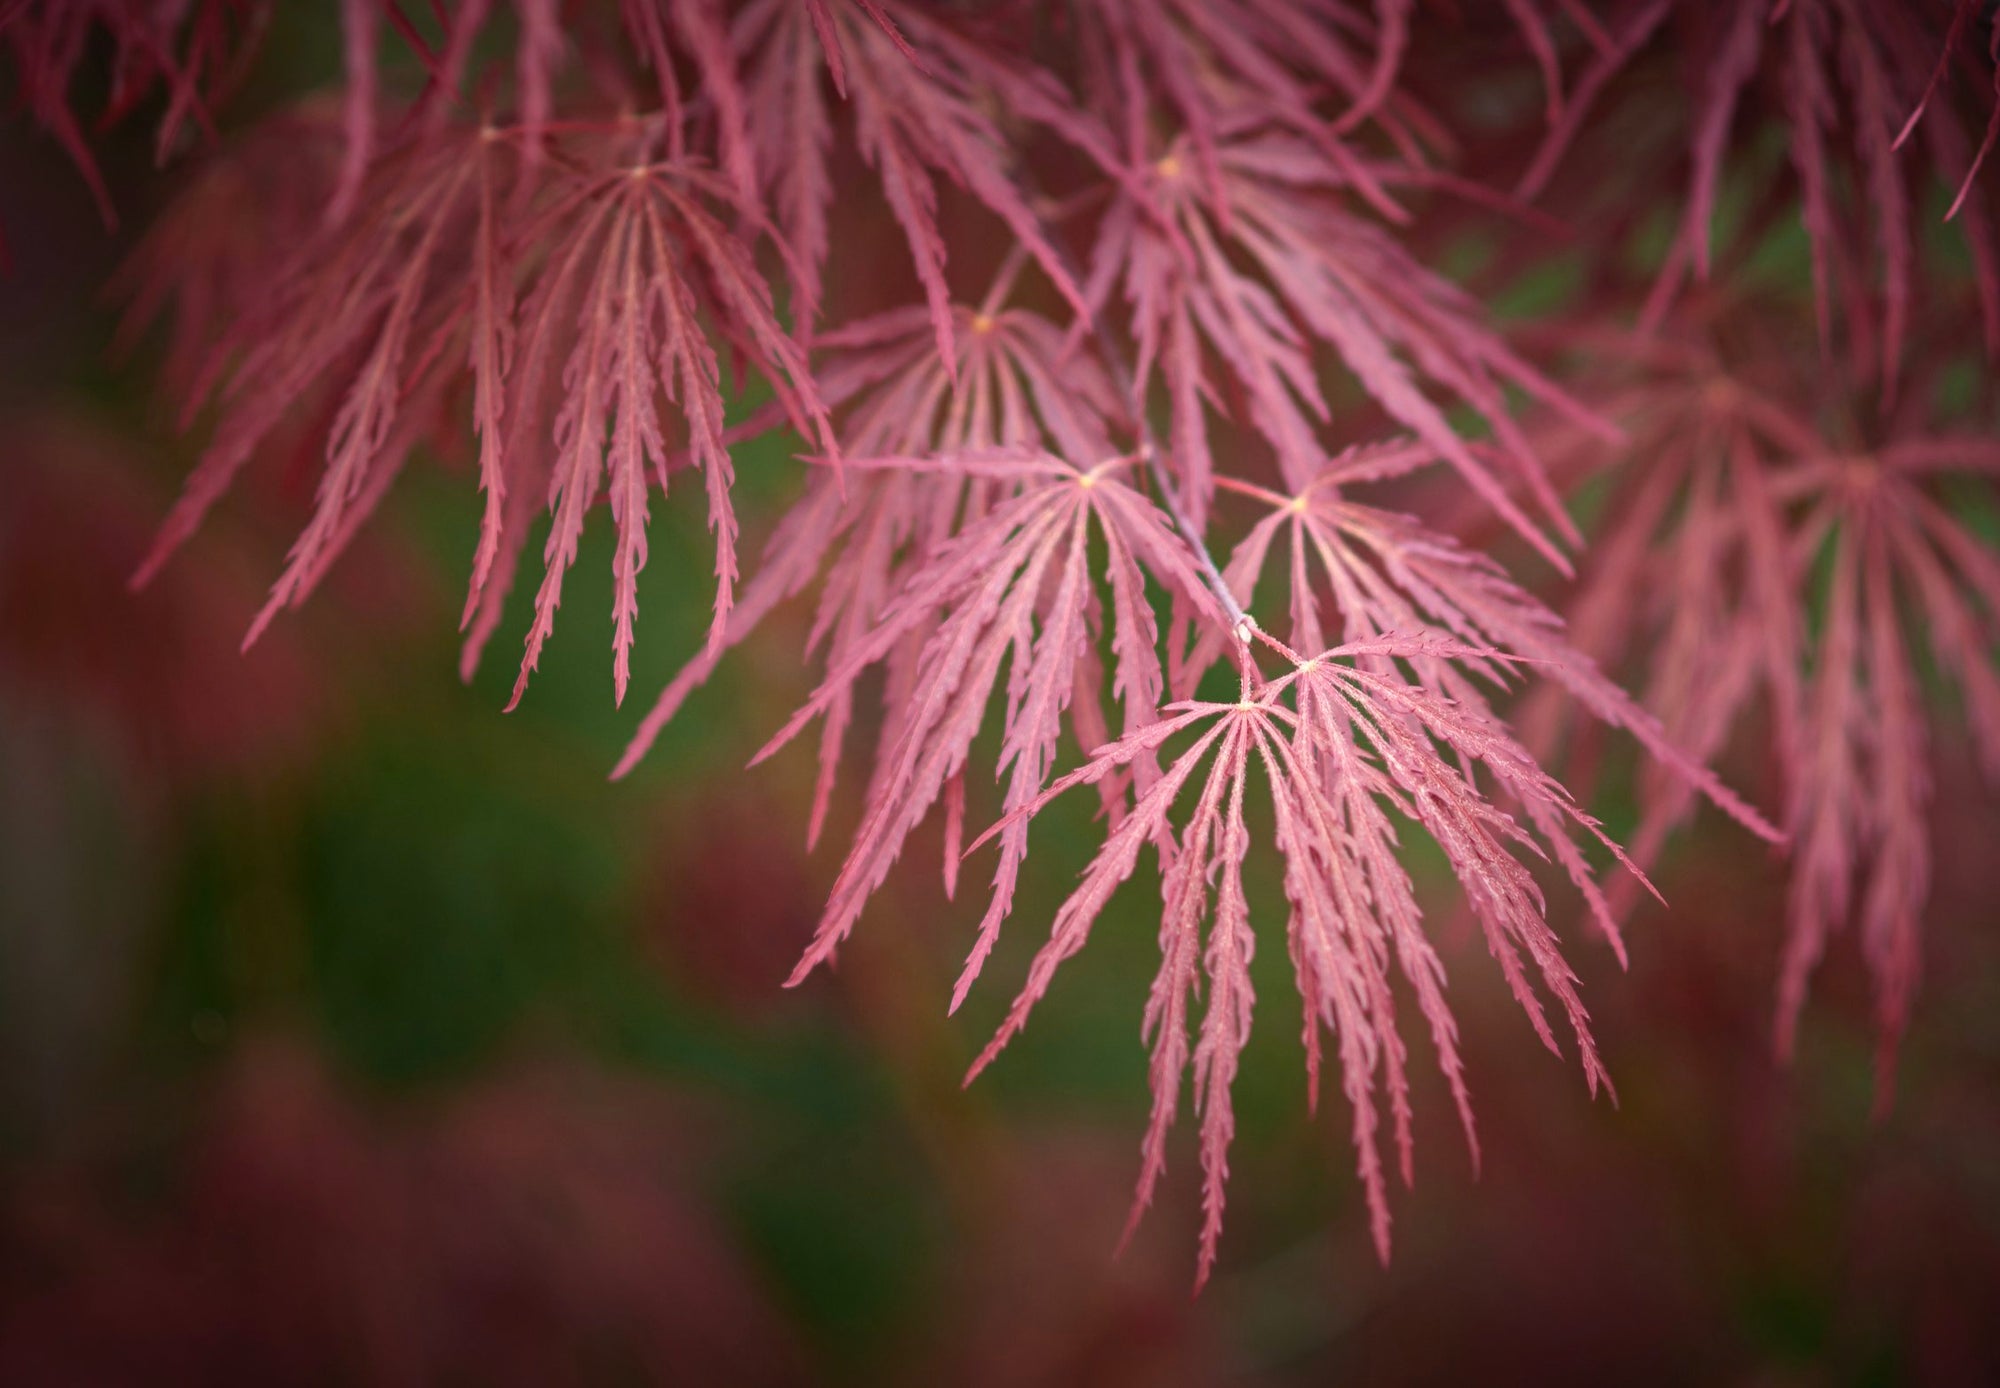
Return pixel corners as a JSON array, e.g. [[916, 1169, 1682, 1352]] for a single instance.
[[1517, 306, 2000, 1097], [8, 0, 1998, 1284], [747, 449, 1228, 996], [1187, 441, 1781, 948], [959, 625, 1648, 1283], [1083, 112, 1607, 553]]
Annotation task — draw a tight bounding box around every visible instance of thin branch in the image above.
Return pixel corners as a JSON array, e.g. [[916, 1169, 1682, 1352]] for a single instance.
[[1019, 194, 1255, 637], [1137, 438, 1255, 635]]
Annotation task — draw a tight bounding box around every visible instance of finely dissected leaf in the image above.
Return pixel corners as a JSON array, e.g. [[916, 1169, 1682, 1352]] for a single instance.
[[620, 0, 756, 206], [495, 138, 833, 705], [1773, 440, 2000, 1089], [615, 268, 1123, 777], [132, 127, 508, 612], [749, 449, 1227, 992], [1516, 328, 1822, 882], [962, 629, 1641, 1283], [1080, 0, 1410, 211], [132, 114, 831, 706], [1186, 440, 1782, 955], [733, 0, 1094, 362], [1529, 327, 2000, 1085], [1086, 116, 1605, 557], [816, 289, 1122, 462]]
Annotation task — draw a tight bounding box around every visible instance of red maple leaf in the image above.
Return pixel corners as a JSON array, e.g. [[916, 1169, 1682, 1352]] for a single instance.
[[1523, 320, 2000, 1091], [747, 447, 1229, 997], [1084, 114, 1609, 558], [963, 626, 1645, 1283]]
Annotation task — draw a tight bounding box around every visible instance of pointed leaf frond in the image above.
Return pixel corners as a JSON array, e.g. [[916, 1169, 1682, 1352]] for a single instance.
[[752, 448, 1228, 984], [1090, 121, 1604, 559], [961, 631, 1639, 1282]]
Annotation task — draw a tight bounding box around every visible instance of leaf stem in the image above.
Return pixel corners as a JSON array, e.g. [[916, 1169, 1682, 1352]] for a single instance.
[[1013, 196, 1254, 638], [1136, 438, 1254, 637]]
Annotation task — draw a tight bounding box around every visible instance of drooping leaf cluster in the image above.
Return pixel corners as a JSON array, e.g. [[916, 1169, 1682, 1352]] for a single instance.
[[10, 0, 1996, 1283], [1516, 307, 2000, 1094]]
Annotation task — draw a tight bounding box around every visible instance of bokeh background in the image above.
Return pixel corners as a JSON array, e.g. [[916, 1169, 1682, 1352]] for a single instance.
[[4, 12, 2000, 1386]]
